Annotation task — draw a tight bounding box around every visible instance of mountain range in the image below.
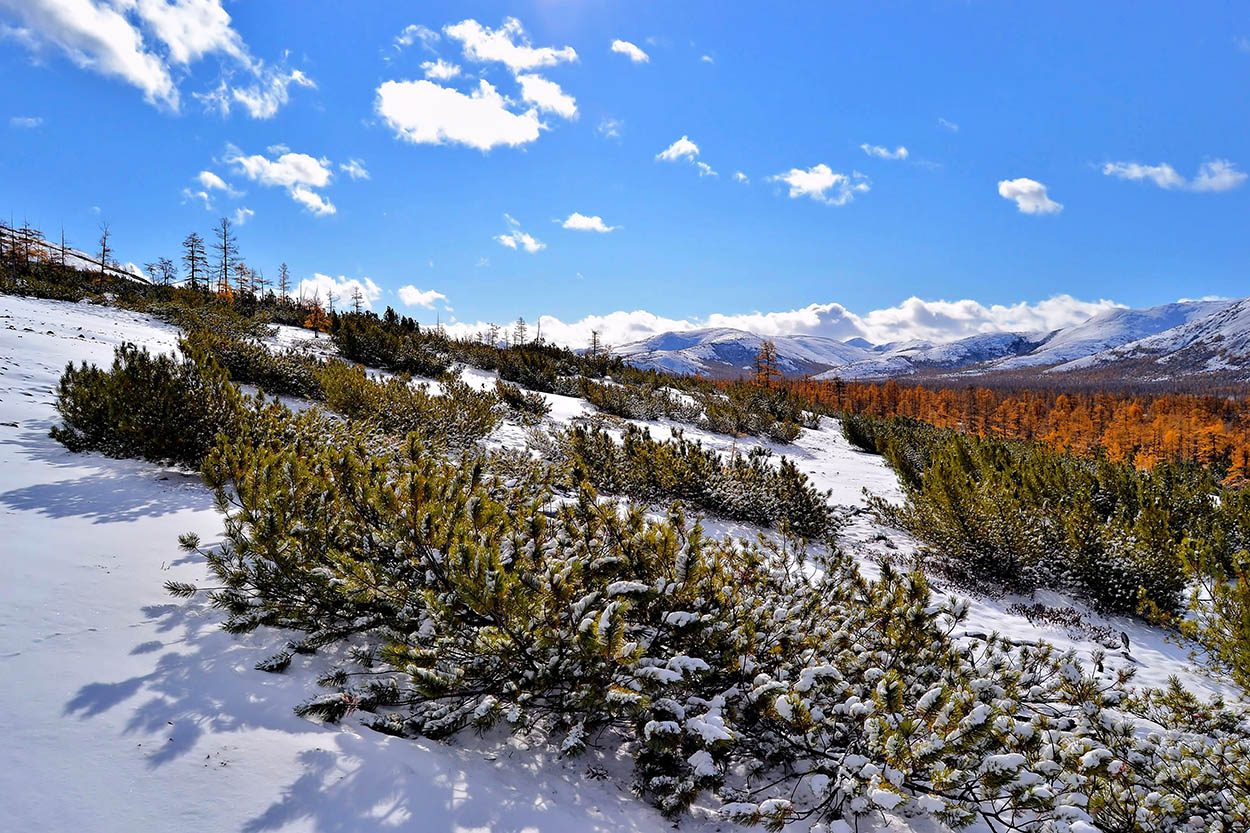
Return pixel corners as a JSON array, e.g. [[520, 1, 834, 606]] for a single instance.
[[614, 297, 1250, 385]]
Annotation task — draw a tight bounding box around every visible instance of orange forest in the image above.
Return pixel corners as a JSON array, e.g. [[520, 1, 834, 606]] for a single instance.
[[774, 375, 1250, 483]]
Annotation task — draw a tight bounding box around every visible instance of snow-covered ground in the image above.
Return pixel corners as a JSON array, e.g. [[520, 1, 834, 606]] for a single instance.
[[0, 295, 1234, 832]]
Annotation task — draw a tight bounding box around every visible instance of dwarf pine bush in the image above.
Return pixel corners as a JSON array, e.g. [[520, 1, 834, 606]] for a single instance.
[[495, 379, 551, 422]]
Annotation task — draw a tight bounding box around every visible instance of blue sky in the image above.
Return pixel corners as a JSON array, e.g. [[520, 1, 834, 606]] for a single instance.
[[2, 1, 1248, 347]]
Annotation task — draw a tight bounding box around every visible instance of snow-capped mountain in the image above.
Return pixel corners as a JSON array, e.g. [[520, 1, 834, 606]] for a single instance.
[[991, 299, 1236, 372], [613, 327, 872, 378], [814, 331, 1045, 380], [618, 297, 1250, 383]]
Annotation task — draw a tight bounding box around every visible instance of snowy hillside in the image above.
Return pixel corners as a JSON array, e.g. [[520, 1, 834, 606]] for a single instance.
[[0, 294, 1237, 833]]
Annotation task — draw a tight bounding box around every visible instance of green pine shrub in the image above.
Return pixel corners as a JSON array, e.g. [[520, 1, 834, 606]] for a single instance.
[[50, 341, 248, 468], [560, 423, 834, 538], [182, 328, 323, 399], [495, 380, 551, 422]]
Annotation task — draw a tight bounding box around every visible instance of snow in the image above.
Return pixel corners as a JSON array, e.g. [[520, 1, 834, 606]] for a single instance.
[[0, 294, 1240, 832]]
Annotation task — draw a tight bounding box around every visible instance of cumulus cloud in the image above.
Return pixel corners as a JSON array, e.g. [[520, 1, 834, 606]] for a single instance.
[[2, 0, 310, 116], [733, 171, 749, 183], [771, 164, 869, 205], [997, 177, 1063, 214], [495, 214, 545, 252], [398, 285, 449, 308], [9, 115, 43, 128], [657, 135, 700, 162], [516, 73, 577, 119], [610, 39, 649, 63], [701, 55, 714, 64], [376, 79, 544, 151], [420, 58, 461, 80], [292, 274, 381, 309], [560, 212, 618, 232], [444, 17, 576, 73], [442, 295, 1123, 350], [860, 144, 908, 160], [225, 144, 336, 215], [1105, 158, 1248, 193]]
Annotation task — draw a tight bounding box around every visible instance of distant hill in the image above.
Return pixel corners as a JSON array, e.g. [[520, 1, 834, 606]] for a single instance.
[[615, 297, 1250, 384]]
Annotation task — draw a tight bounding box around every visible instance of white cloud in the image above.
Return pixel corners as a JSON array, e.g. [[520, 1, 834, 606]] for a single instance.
[[937, 117, 959, 132], [733, 171, 749, 183], [339, 158, 369, 180], [657, 135, 699, 162], [696, 161, 717, 177], [495, 214, 545, 252], [597, 116, 623, 139], [197, 170, 228, 191], [516, 73, 577, 119], [398, 285, 449, 308], [225, 144, 336, 215], [196, 169, 241, 198], [997, 177, 1063, 215], [860, 143, 909, 160], [132, 0, 246, 65], [376, 79, 544, 151], [442, 294, 1123, 350], [420, 58, 461, 80], [1101, 161, 1185, 189], [292, 274, 382, 309], [180, 187, 212, 210], [771, 164, 869, 205], [444, 17, 576, 73], [1191, 159, 1248, 192], [701, 55, 714, 64], [394, 24, 439, 51], [561, 212, 618, 232], [1235, 35, 1249, 53], [1, 0, 179, 108], [1102, 159, 1246, 193], [233, 206, 254, 225], [9, 115, 43, 128], [2, 0, 309, 117], [200, 65, 316, 120], [290, 186, 336, 216], [610, 39, 649, 63]]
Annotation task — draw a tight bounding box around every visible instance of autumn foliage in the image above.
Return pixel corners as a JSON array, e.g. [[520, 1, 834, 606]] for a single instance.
[[781, 378, 1250, 483]]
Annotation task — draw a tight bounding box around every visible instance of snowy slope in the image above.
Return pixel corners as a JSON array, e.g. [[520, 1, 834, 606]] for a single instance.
[[0, 295, 1234, 833], [615, 327, 872, 377]]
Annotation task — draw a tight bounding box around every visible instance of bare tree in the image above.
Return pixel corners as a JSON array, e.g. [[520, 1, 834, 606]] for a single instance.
[[513, 316, 527, 346], [97, 222, 111, 278], [350, 285, 363, 314], [589, 329, 602, 358], [156, 256, 177, 286], [213, 217, 238, 293], [181, 232, 207, 291], [278, 262, 290, 300], [59, 225, 68, 267]]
